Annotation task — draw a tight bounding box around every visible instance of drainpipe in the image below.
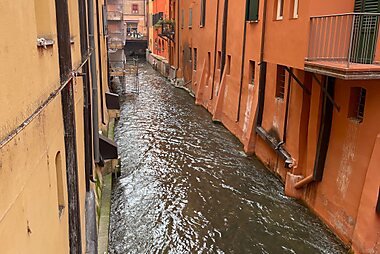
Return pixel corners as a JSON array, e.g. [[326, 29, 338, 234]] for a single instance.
[[294, 76, 335, 189], [78, 0, 92, 191], [78, 0, 98, 253], [236, 0, 248, 122], [210, 0, 220, 99], [95, 0, 105, 125], [177, 0, 180, 72], [282, 67, 292, 142], [254, 0, 268, 128], [88, 0, 100, 163], [220, 0, 229, 82], [55, 0, 82, 252], [313, 76, 335, 181]]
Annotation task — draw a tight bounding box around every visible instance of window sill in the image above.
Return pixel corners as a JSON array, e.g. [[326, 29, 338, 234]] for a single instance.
[[275, 16, 284, 21], [246, 20, 259, 24]]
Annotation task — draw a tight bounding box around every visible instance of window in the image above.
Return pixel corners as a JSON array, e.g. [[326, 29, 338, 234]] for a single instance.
[[189, 8, 193, 28], [276, 0, 284, 20], [275, 65, 286, 99], [246, 0, 259, 21], [226, 55, 231, 75], [55, 152, 65, 218], [132, 4, 138, 14], [127, 22, 138, 33], [193, 48, 198, 70], [200, 0, 206, 27], [348, 87, 367, 122], [217, 51, 222, 69], [292, 0, 299, 18], [249, 60, 255, 85], [189, 47, 192, 64], [181, 9, 184, 29]]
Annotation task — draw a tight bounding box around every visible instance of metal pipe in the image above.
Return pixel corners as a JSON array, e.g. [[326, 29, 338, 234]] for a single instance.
[[255, 0, 268, 128], [177, 0, 180, 71], [210, 0, 220, 100], [347, 15, 355, 67], [313, 76, 335, 182], [283, 67, 292, 143], [310, 12, 380, 19], [88, 0, 100, 163], [78, 0, 93, 192], [236, 4, 248, 122], [220, 0, 229, 82], [295, 175, 314, 189], [55, 0, 82, 252]]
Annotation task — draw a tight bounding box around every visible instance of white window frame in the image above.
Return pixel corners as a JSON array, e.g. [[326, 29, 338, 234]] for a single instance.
[[293, 0, 299, 18], [276, 0, 284, 20]]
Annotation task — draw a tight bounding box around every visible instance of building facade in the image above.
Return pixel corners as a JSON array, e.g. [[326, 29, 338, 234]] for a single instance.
[[0, 0, 118, 253], [124, 0, 147, 39], [148, 0, 380, 253]]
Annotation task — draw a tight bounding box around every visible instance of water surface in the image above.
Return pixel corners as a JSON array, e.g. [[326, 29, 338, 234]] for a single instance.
[[109, 62, 347, 254]]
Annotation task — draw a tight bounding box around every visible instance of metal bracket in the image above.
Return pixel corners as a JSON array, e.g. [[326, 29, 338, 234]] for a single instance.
[[312, 73, 341, 112], [284, 66, 311, 95]]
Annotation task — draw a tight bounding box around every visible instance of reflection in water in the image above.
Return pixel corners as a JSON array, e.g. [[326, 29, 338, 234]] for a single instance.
[[109, 62, 347, 254]]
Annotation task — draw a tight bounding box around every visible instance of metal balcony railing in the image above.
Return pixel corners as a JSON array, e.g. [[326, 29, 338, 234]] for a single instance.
[[307, 13, 380, 67]]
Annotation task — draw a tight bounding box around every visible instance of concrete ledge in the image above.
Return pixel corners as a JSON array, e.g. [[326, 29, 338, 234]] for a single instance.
[[97, 118, 117, 254]]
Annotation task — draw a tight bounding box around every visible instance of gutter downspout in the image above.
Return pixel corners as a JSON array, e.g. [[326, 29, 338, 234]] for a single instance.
[[78, 0, 98, 253], [220, 0, 229, 82], [78, 0, 92, 191], [55, 0, 82, 252], [254, 0, 293, 168], [236, 2, 248, 122], [210, 0, 220, 99], [294, 76, 335, 189], [283, 67, 292, 143], [254, 0, 267, 128], [88, 0, 100, 163], [177, 0, 180, 71], [95, 0, 105, 125]]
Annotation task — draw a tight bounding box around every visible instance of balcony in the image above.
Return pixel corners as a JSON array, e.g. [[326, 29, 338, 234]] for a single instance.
[[305, 13, 380, 80], [107, 6, 123, 21], [157, 20, 175, 42], [108, 33, 125, 49]]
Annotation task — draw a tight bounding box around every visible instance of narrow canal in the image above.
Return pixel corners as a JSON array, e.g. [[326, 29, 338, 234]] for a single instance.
[[109, 62, 347, 254]]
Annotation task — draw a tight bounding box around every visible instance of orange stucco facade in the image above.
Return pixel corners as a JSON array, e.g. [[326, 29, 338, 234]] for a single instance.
[[148, 0, 380, 253], [148, 0, 171, 60]]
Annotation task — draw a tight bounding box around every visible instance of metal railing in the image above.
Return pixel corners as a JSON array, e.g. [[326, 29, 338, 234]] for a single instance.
[[307, 13, 380, 67]]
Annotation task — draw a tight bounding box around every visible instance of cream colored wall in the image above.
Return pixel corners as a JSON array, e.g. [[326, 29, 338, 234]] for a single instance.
[[0, 0, 109, 252]]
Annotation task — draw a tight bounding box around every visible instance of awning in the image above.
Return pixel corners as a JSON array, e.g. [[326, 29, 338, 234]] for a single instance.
[[105, 92, 120, 110], [99, 134, 118, 160]]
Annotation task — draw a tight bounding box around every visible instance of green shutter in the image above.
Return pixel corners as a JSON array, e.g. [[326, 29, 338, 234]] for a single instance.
[[200, 0, 206, 27], [246, 0, 259, 21], [354, 0, 380, 12]]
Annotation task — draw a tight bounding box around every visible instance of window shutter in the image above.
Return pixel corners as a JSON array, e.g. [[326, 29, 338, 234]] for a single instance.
[[246, 0, 259, 21], [189, 8, 193, 27], [200, 0, 206, 27], [355, 0, 379, 12]]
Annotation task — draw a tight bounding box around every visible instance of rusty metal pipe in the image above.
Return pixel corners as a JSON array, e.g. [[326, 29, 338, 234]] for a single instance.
[[295, 175, 314, 189]]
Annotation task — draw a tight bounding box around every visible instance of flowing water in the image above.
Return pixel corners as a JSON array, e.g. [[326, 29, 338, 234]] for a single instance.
[[109, 62, 347, 254]]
